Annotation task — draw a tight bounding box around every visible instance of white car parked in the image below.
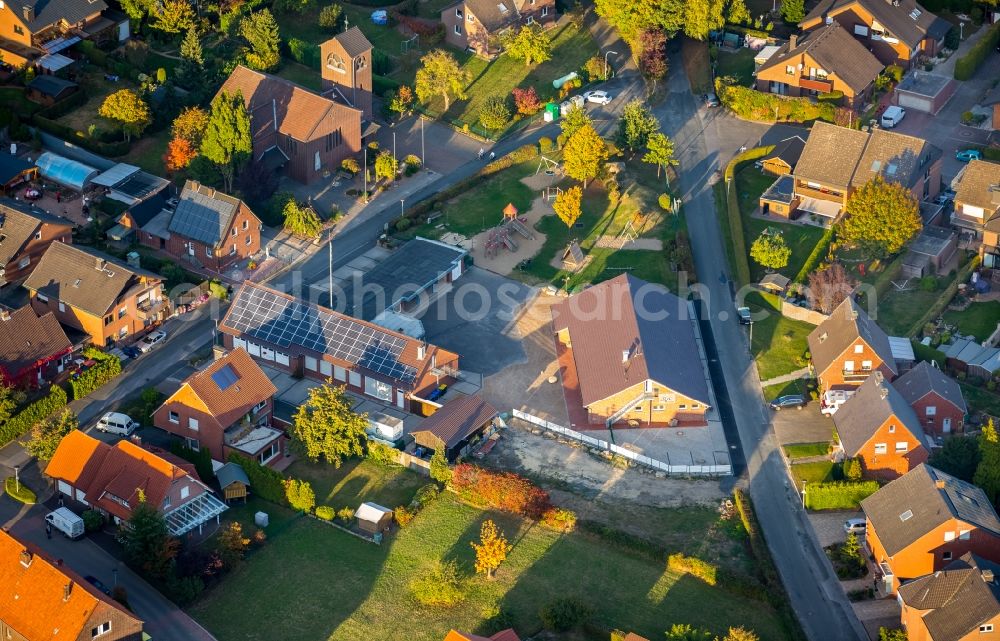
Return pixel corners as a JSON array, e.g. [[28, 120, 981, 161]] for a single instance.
[[583, 90, 613, 105], [137, 330, 167, 353]]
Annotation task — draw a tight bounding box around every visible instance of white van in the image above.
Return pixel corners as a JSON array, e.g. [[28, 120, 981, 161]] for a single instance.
[[880, 106, 906, 129], [821, 389, 857, 416], [46, 508, 85, 539], [560, 95, 585, 116], [95, 412, 139, 436]]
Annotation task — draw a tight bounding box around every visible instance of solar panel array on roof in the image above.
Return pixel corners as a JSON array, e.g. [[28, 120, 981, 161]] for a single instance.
[[226, 286, 418, 384], [168, 186, 239, 246], [211, 364, 239, 391]]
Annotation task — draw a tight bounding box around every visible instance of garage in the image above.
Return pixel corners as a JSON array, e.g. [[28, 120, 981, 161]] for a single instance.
[[897, 92, 933, 113], [894, 72, 956, 115]]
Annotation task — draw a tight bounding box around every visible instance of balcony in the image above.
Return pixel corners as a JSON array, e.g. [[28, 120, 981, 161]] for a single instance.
[[136, 298, 166, 320], [799, 77, 833, 93], [795, 183, 845, 204], [224, 422, 283, 456], [842, 369, 873, 382]]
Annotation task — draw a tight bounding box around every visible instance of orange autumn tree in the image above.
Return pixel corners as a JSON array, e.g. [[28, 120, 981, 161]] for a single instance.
[[471, 519, 512, 579], [164, 106, 209, 171], [164, 137, 197, 171]]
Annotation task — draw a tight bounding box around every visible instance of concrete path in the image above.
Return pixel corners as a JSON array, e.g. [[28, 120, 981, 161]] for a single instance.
[[760, 366, 812, 388], [592, 236, 664, 250]]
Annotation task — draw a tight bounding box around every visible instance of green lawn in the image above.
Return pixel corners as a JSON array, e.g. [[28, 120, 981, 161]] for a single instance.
[[56, 71, 142, 136], [944, 300, 1000, 342], [120, 128, 170, 174], [960, 383, 1000, 416], [873, 286, 943, 337], [715, 48, 755, 86], [783, 442, 831, 460], [762, 379, 807, 401], [747, 292, 814, 381], [790, 461, 841, 490], [191, 495, 790, 641], [275, 61, 322, 91], [276, 4, 407, 56], [432, 161, 537, 236], [286, 458, 427, 510]]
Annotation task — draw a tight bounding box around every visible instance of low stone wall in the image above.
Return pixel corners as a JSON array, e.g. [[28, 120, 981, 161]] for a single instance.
[[780, 300, 828, 326]]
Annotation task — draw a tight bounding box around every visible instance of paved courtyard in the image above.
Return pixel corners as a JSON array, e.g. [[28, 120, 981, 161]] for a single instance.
[[772, 404, 835, 446]]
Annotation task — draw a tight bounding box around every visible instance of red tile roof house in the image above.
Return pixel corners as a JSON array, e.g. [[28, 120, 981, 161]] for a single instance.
[[0, 528, 144, 641], [861, 464, 1000, 595], [444, 629, 521, 641], [833, 371, 929, 480], [45, 430, 228, 536], [441, 0, 556, 57], [898, 552, 1000, 641], [153, 347, 285, 468], [551, 273, 711, 429], [218, 281, 461, 413], [807, 297, 898, 393], [893, 361, 967, 436], [0, 304, 71, 387], [0, 198, 73, 288]]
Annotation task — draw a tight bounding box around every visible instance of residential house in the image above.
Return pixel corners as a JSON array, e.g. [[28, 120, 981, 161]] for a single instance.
[[861, 463, 1000, 594], [951, 159, 1000, 265], [800, 0, 950, 68], [0, 305, 71, 387], [218, 65, 363, 185], [551, 273, 711, 429], [0, 528, 144, 641], [153, 347, 283, 467], [983, 86, 1000, 133], [760, 135, 806, 176], [0, 0, 126, 70], [107, 188, 175, 245], [0, 198, 72, 287], [218, 281, 461, 412], [444, 630, 521, 641], [754, 24, 884, 108], [45, 430, 228, 535], [320, 26, 374, 121], [808, 297, 897, 392], [897, 553, 1000, 641], [760, 121, 941, 220], [893, 360, 966, 435], [136, 180, 262, 273], [0, 154, 38, 192], [24, 242, 168, 346], [833, 371, 928, 479], [410, 394, 498, 461], [441, 0, 555, 57]]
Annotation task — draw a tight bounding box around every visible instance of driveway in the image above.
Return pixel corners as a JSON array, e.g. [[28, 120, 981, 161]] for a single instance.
[[772, 404, 835, 446]]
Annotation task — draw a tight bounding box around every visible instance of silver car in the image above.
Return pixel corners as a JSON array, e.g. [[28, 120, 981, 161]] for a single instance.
[[583, 90, 612, 105], [844, 518, 866, 535]]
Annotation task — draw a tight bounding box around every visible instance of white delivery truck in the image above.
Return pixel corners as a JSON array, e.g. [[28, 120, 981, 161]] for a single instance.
[[880, 106, 906, 129], [46, 508, 85, 540]]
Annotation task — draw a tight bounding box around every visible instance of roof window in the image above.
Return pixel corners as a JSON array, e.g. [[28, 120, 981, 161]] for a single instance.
[[909, 8, 921, 19], [900, 509, 913, 521], [498, 2, 508, 11]]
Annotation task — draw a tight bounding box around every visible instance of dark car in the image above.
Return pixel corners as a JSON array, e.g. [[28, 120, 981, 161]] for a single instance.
[[703, 93, 720, 107], [770, 395, 806, 411], [84, 575, 112, 595], [122, 345, 141, 359]]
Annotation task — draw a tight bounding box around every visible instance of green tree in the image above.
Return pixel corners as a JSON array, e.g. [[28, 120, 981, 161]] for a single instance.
[[98, 90, 151, 142], [415, 49, 469, 111], [843, 457, 863, 481], [781, 0, 805, 23], [121, 497, 178, 580], [283, 478, 316, 511], [172, 106, 209, 147], [618, 99, 659, 151], [750, 231, 791, 270], [201, 91, 252, 192], [479, 95, 511, 132], [388, 85, 414, 120], [930, 436, 981, 482], [553, 185, 583, 228], [0, 383, 16, 425], [240, 9, 281, 71], [842, 532, 863, 566], [643, 132, 679, 182], [290, 379, 368, 466], [282, 199, 323, 238], [720, 628, 759, 641], [178, 28, 203, 88], [274, 0, 314, 13], [374, 150, 399, 182], [727, 0, 751, 24], [562, 124, 609, 187], [975, 419, 1000, 505], [21, 409, 77, 462], [878, 628, 908, 641], [594, 0, 686, 45], [502, 24, 552, 66], [559, 105, 592, 139], [839, 176, 921, 258], [151, 0, 195, 33], [319, 3, 342, 30], [119, 0, 153, 24], [664, 624, 712, 641], [429, 450, 452, 484], [684, 0, 725, 40]]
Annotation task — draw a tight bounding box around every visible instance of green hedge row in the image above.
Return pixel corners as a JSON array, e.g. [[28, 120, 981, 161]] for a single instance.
[[69, 349, 122, 401], [374, 74, 402, 97], [171, 442, 216, 482], [954, 22, 1000, 81], [716, 79, 837, 123], [722, 146, 773, 287], [0, 386, 68, 447], [794, 226, 835, 284], [31, 115, 131, 157], [228, 452, 288, 506], [805, 481, 880, 510]]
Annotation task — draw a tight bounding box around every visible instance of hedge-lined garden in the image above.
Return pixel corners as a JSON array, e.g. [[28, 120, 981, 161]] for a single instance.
[[804, 481, 880, 510], [0, 386, 68, 448], [715, 79, 838, 123], [69, 348, 123, 401]]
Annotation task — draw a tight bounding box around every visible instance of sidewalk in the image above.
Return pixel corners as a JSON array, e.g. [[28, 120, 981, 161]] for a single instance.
[[760, 366, 811, 388], [933, 21, 992, 78]]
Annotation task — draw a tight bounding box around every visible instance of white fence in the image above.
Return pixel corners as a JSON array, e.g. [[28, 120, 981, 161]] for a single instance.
[[511, 410, 732, 477]]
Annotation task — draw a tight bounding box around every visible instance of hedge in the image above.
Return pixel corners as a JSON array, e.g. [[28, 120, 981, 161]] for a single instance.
[[804, 481, 879, 510], [31, 115, 131, 157], [954, 22, 1000, 81], [287, 38, 320, 70], [170, 441, 216, 482], [0, 385, 68, 447], [374, 74, 401, 97], [721, 145, 773, 287], [716, 78, 837, 123], [228, 453, 288, 505], [69, 348, 122, 401], [451, 463, 551, 519], [794, 226, 835, 284]]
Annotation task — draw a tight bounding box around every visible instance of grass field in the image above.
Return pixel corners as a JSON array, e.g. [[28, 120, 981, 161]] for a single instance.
[[944, 300, 1000, 342], [275, 61, 322, 91], [790, 461, 841, 490], [747, 292, 814, 381], [276, 4, 408, 57], [56, 72, 142, 136], [763, 379, 807, 401], [191, 494, 790, 641], [873, 286, 943, 337], [961, 382, 1000, 416], [286, 459, 427, 510], [121, 128, 170, 174], [715, 48, 755, 86], [783, 442, 831, 459]]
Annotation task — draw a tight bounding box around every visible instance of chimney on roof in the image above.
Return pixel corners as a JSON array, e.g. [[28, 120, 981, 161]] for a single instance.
[[0, 309, 10, 321], [874, 371, 884, 384], [63, 582, 72, 602], [819, 332, 828, 343], [879, 386, 889, 399], [417, 343, 426, 360], [18, 550, 32, 568], [983, 569, 995, 583], [22, 5, 33, 22], [95, 257, 106, 271], [848, 305, 858, 320], [789, 34, 798, 49]]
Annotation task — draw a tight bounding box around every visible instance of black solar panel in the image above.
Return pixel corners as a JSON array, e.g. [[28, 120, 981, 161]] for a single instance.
[[227, 286, 417, 384]]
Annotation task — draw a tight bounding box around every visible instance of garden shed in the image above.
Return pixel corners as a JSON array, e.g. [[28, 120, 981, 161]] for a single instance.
[[0, 154, 38, 192], [216, 462, 250, 503], [355, 502, 393, 534], [759, 273, 790, 294]]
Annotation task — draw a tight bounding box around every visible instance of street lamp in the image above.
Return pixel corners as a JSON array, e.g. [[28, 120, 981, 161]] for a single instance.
[[13, 465, 19, 493], [603, 50, 619, 79], [801, 480, 807, 509], [400, 199, 405, 218]]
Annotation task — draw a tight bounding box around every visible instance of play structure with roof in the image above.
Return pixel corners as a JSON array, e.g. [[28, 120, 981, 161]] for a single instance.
[[484, 203, 536, 259]]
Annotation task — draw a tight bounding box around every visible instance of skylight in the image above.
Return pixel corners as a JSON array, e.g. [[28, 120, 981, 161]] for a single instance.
[[211, 364, 239, 391], [900, 510, 914, 521], [909, 8, 921, 19], [886, 162, 898, 176], [871, 160, 882, 172], [497, 2, 508, 11]]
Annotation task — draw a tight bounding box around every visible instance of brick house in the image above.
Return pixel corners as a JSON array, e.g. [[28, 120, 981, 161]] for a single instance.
[[23, 242, 168, 347], [551, 273, 711, 429], [218, 65, 363, 185], [833, 371, 929, 479], [444, 630, 521, 641], [135, 180, 261, 273], [441, 0, 556, 57], [153, 347, 284, 468], [808, 297, 898, 392], [0, 198, 72, 288], [0, 529, 144, 641], [218, 281, 460, 412], [754, 24, 884, 108], [898, 553, 1000, 641], [861, 464, 1000, 594], [800, 0, 950, 68], [759, 122, 942, 221], [0, 305, 71, 387], [45, 430, 228, 535], [950, 159, 1000, 265], [893, 361, 967, 435], [0, 0, 126, 69], [320, 26, 374, 121]]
